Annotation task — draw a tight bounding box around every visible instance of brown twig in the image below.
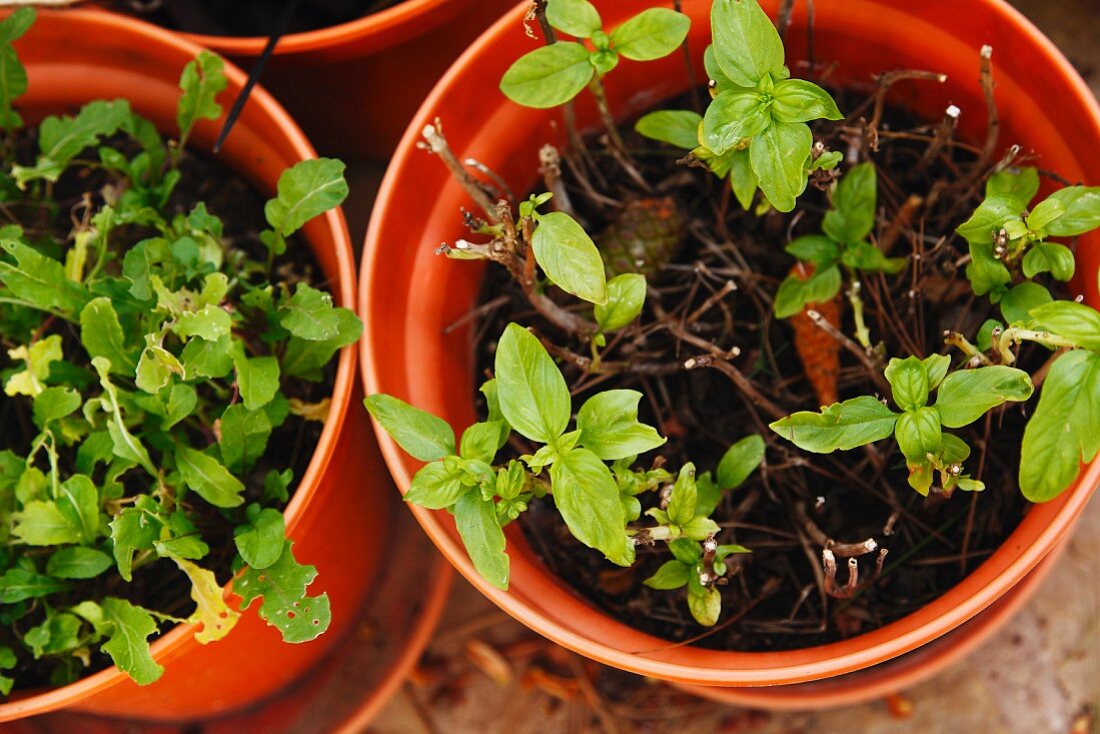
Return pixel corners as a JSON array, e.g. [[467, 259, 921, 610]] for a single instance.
[[975, 45, 999, 172], [420, 120, 498, 221], [684, 354, 786, 421], [866, 70, 948, 151], [539, 144, 576, 219], [805, 308, 890, 394], [795, 502, 880, 558]]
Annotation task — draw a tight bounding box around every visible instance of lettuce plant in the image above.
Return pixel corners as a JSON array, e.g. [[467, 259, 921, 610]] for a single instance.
[[0, 10, 358, 691]]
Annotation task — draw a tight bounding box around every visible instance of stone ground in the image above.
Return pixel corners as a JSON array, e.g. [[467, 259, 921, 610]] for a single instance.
[[365, 1, 1100, 732]]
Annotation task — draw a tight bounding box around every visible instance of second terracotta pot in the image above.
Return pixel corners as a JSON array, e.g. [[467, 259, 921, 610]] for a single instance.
[[0, 9, 386, 722], [361, 0, 1100, 688]]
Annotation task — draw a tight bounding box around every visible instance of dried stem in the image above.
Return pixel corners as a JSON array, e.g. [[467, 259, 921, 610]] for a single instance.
[[684, 354, 786, 421], [921, 104, 960, 167], [806, 308, 890, 394], [420, 121, 498, 221], [976, 45, 1000, 172], [796, 502, 880, 558], [587, 77, 652, 193], [866, 70, 948, 151], [539, 144, 576, 218]]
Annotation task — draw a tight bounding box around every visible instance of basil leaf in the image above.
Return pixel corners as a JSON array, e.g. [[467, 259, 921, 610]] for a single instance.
[[459, 421, 508, 463], [728, 147, 757, 210], [884, 356, 930, 411], [1020, 350, 1100, 502], [1044, 186, 1100, 237], [1022, 242, 1075, 281], [1025, 196, 1066, 233], [364, 394, 456, 462], [709, 0, 784, 87], [770, 396, 899, 453], [1000, 281, 1052, 325], [635, 110, 702, 150], [922, 354, 952, 390], [531, 211, 607, 304], [965, 242, 1012, 299], [986, 167, 1039, 211], [546, 0, 601, 37], [1029, 301, 1100, 350], [643, 560, 690, 590], [785, 234, 839, 268], [771, 78, 842, 123], [494, 323, 570, 444], [610, 7, 690, 62], [894, 407, 942, 466], [702, 88, 770, 153], [666, 463, 698, 526], [934, 365, 1033, 428], [576, 389, 665, 461], [405, 459, 469, 510], [499, 43, 593, 108], [716, 434, 765, 490], [823, 162, 876, 244], [956, 195, 1020, 247], [594, 273, 646, 333], [773, 263, 840, 318], [550, 447, 633, 565], [688, 586, 721, 626], [454, 492, 510, 591], [750, 120, 811, 212]]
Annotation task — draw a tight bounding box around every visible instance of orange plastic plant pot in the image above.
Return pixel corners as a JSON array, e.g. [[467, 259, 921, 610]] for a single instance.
[[360, 0, 1100, 688], [98, 0, 519, 159], [0, 9, 387, 723]]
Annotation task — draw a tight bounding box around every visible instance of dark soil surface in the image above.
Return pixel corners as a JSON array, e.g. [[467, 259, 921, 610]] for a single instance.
[[110, 0, 403, 37], [468, 80, 1056, 651]]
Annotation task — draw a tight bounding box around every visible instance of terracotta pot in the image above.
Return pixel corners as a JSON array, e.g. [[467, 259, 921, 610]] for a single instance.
[[0, 9, 387, 722], [360, 0, 1100, 687], [111, 0, 518, 159]]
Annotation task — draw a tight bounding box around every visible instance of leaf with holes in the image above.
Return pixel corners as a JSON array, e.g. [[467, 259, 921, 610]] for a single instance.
[[236, 540, 331, 643]]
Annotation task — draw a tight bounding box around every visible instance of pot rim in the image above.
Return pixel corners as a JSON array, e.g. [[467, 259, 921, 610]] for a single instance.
[[362, 0, 1100, 686], [169, 0, 454, 57], [674, 537, 1063, 709], [0, 7, 358, 719]]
